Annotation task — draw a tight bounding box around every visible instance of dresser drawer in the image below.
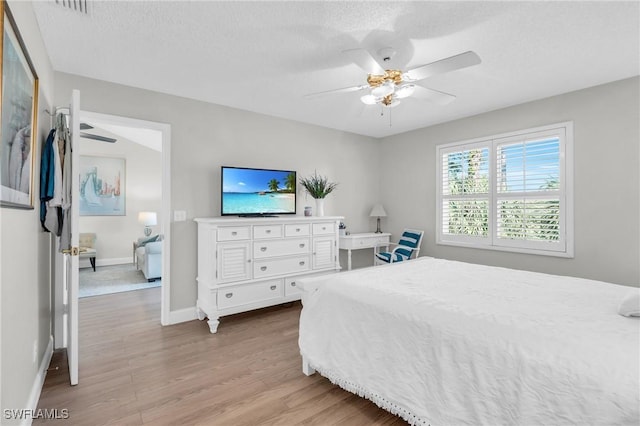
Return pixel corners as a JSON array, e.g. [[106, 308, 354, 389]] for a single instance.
[[253, 238, 310, 259], [218, 226, 251, 241], [254, 225, 283, 239], [356, 235, 390, 249], [217, 279, 283, 310], [254, 255, 311, 278], [284, 277, 303, 297], [312, 222, 335, 235], [285, 224, 310, 237]]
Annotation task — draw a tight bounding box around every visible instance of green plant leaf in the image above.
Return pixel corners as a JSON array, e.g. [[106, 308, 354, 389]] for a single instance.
[[299, 171, 338, 199]]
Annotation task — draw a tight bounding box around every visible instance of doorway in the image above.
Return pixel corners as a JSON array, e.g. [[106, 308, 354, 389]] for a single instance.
[[54, 110, 171, 349], [81, 111, 171, 324]]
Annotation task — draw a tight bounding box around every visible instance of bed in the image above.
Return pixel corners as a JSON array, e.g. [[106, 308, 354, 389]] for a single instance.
[[297, 257, 639, 425]]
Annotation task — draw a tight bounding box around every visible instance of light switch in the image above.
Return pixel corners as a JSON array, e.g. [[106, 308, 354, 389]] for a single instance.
[[174, 210, 187, 222]]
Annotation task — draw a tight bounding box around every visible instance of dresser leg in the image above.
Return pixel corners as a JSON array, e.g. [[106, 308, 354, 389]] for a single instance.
[[207, 318, 220, 334]]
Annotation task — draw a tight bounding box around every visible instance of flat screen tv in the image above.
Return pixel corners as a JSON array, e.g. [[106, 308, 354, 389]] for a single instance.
[[221, 166, 297, 216]]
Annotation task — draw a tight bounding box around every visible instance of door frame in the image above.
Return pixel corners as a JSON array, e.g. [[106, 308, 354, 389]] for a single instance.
[[77, 110, 172, 325]]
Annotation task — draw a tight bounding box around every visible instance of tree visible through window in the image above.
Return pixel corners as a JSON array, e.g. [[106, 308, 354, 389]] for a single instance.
[[442, 148, 489, 237], [437, 123, 573, 257]]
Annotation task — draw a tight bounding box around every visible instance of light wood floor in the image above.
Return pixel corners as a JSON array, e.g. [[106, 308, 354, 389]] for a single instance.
[[36, 287, 406, 425]]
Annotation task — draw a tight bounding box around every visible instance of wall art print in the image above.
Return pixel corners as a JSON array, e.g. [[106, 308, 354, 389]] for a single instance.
[[79, 155, 126, 216], [0, 1, 39, 209]]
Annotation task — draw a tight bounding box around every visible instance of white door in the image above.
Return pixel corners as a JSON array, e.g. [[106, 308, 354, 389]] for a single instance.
[[54, 90, 81, 385], [67, 90, 80, 385], [312, 236, 335, 270], [217, 242, 252, 283]]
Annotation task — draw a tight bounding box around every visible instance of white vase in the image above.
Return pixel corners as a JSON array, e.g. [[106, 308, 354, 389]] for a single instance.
[[315, 198, 325, 216]]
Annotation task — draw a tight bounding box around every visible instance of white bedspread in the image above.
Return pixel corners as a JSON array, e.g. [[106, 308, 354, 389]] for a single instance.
[[298, 258, 640, 425]]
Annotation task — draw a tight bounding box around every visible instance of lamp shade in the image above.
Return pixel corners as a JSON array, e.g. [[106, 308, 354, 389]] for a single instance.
[[371, 80, 395, 98], [394, 84, 415, 99], [138, 211, 157, 226], [369, 204, 387, 217], [360, 94, 378, 105]]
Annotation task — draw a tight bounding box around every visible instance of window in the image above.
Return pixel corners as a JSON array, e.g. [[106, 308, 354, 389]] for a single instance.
[[437, 122, 573, 257]]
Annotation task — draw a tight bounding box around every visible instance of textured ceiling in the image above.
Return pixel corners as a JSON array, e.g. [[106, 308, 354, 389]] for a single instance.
[[33, 1, 639, 138]]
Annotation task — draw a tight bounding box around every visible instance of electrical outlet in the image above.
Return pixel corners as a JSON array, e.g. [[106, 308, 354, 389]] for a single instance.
[[32, 340, 38, 364]]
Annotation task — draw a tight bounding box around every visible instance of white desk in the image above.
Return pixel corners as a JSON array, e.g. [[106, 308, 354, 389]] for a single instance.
[[339, 232, 391, 270]]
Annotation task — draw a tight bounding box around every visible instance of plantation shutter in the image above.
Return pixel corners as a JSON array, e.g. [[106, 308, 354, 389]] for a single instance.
[[439, 143, 490, 244], [436, 122, 572, 257], [494, 129, 566, 252]]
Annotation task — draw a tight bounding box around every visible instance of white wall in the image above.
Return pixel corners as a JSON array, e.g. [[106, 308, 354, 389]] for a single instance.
[[380, 77, 640, 287], [54, 72, 381, 311], [78, 135, 162, 265], [0, 1, 55, 422], [55, 71, 640, 324]]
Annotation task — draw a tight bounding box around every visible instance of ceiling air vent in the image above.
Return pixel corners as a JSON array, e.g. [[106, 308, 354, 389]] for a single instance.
[[52, 0, 90, 15]]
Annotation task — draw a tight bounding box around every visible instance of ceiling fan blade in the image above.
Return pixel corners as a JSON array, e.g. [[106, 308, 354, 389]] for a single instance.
[[413, 86, 457, 105], [342, 48, 385, 75], [80, 132, 117, 143], [304, 84, 369, 100], [405, 51, 481, 82], [80, 123, 94, 130]]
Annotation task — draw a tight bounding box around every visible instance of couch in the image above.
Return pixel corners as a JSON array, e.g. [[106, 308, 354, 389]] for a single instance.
[[136, 235, 162, 281]]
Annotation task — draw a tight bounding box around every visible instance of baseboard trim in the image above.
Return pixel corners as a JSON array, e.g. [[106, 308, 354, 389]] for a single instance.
[[79, 257, 131, 269], [21, 336, 54, 426], [168, 307, 197, 325]]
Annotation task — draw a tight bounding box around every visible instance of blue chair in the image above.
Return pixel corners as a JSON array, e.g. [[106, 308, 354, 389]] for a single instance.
[[374, 229, 424, 265]]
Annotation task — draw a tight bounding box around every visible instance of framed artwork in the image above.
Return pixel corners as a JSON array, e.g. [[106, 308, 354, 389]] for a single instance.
[[79, 156, 126, 216], [0, 1, 39, 209]]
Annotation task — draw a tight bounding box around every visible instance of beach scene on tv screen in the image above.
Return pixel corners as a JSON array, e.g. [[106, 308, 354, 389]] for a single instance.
[[222, 168, 296, 214]]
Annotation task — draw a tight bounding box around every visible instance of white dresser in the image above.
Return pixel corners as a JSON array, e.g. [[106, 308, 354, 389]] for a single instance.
[[194, 216, 343, 333]]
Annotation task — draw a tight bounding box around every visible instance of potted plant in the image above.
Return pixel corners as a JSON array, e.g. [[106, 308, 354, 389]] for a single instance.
[[299, 171, 338, 216]]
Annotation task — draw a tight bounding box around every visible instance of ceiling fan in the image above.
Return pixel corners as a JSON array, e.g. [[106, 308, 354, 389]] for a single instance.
[[305, 48, 481, 108], [80, 123, 117, 143]]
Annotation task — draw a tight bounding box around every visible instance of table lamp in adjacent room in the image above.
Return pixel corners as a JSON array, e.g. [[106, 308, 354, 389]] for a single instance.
[[369, 204, 387, 234], [138, 211, 157, 237]]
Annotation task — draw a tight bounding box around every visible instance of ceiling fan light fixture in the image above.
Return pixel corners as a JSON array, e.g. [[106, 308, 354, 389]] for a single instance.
[[360, 94, 378, 105], [395, 84, 415, 99], [371, 80, 395, 98], [384, 99, 401, 108]]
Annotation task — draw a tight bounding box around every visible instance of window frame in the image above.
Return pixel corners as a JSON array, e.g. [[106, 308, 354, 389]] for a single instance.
[[436, 122, 574, 258]]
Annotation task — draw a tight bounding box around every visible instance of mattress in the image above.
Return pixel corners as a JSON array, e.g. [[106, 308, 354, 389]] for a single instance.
[[298, 257, 640, 425]]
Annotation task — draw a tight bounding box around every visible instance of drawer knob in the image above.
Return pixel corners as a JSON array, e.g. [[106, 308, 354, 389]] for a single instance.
[[296, 228, 301, 232], [260, 266, 267, 271], [266, 229, 271, 234], [299, 243, 305, 248], [231, 231, 237, 236], [225, 293, 233, 298], [260, 247, 267, 252], [291, 282, 296, 287], [270, 285, 276, 290], [299, 261, 305, 266], [322, 227, 326, 230]]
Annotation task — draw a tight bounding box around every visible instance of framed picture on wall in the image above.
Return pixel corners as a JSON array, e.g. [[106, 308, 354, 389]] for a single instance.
[[0, 1, 39, 209], [80, 155, 126, 216]]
